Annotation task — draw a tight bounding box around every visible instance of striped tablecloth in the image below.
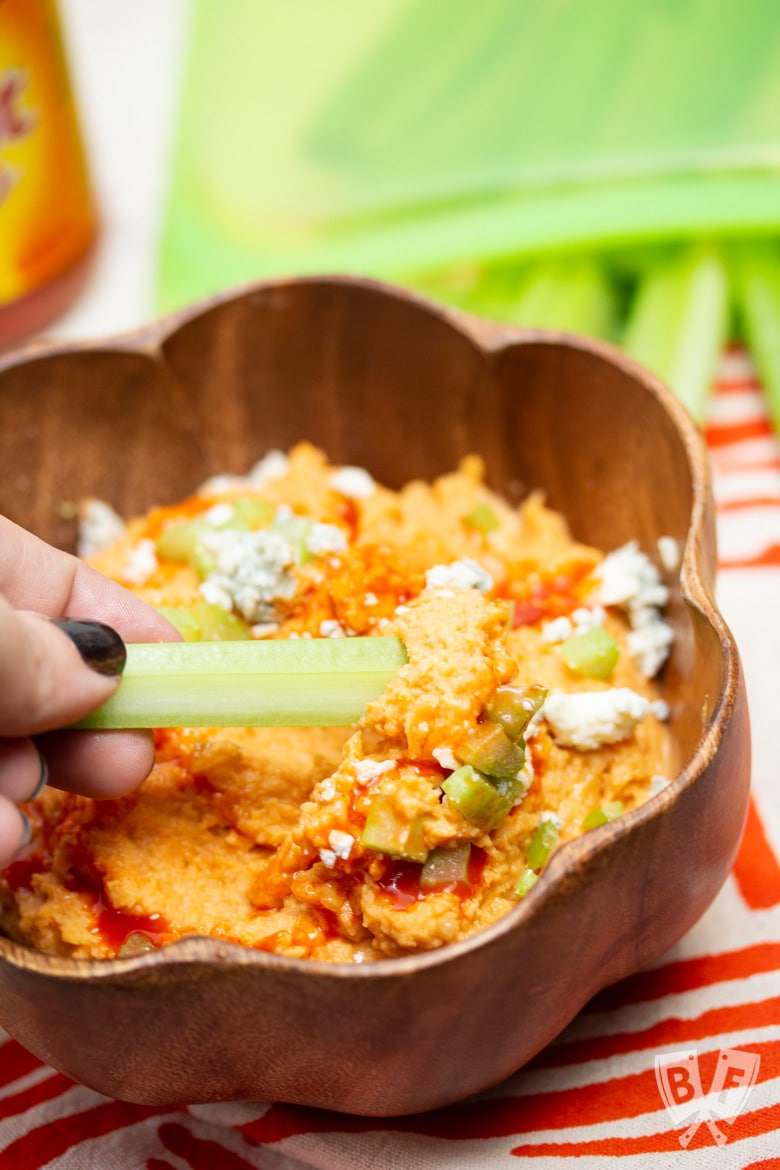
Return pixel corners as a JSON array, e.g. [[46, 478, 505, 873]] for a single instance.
[[1, 349, 778, 1170]]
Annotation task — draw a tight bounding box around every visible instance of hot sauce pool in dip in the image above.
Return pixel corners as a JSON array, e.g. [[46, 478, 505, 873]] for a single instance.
[[0, 444, 676, 962]]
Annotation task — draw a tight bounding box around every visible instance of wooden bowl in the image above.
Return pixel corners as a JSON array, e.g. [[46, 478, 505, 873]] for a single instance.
[[0, 276, 750, 1115]]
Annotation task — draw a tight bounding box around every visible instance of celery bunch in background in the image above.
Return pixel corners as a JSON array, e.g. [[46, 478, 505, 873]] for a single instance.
[[733, 242, 780, 438], [160, 1, 780, 431], [401, 239, 780, 429]]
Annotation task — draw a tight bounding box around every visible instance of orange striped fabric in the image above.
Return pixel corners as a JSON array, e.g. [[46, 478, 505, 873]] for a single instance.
[[1, 347, 779, 1169]]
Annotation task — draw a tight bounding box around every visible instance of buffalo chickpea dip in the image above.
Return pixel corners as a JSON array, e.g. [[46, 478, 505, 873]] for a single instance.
[[0, 444, 677, 962]]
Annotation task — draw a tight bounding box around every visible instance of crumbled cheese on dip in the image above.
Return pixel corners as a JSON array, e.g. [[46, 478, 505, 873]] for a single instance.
[[121, 538, 158, 586], [425, 558, 493, 593], [248, 449, 290, 487], [315, 778, 337, 803], [328, 830, 354, 859], [353, 759, 395, 785], [627, 613, 674, 680], [593, 541, 668, 610], [572, 605, 606, 632], [542, 605, 606, 644], [543, 687, 650, 750], [77, 499, 126, 557], [306, 522, 348, 556], [432, 747, 460, 772], [542, 616, 573, 643], [319, 619, 348, 638], [592, 541, 673, 677], [198, 529, 297, 622], [198, 449, 290, 495], [329, 465, 375, 499], [319, 829, 355, 869], [202, 501, 236, 527]]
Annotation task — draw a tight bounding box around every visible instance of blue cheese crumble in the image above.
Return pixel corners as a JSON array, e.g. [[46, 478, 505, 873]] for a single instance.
[[121, 538, 158, 586], [305, 522, 348, 556], [353, 759, 395, 785], [425, 558, 493, 593], [77, 498, 126, 558], [543, 687, 650, 750], [592, 541, 674, 678], [198, 528, 297, 623], [198, 449, 290, 495], [329, 465, 375, 499], [319, 829, 355, 868]]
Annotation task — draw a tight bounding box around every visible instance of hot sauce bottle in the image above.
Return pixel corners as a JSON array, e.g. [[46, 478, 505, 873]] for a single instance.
[[0, 0, 97, 346]]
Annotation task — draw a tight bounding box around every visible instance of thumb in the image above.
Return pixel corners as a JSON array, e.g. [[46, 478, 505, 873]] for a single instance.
[[0, 598, 126, 737]]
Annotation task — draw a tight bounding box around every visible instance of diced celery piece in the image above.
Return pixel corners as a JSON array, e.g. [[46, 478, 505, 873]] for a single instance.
[[189, 542, 219, 580], [156, 517, 211, 562], [515, 868, 538, 898], [153, 606, 203, 642], [273, 513, 315, 563], [157, 501, 274, 573], [463, 503, 499, 533], [153, 602, 250, 642], [560, 627, 619, 680], [526, 818, 560, 871], [232, 498, 274, 527], [582, 801, 625, 830], [454, 721, 525, 782], [361, 795, 428, 862], [189, 601, 252, 641], [420, 842, 471, 890], [117, 933, 157, 957], [442, 765, 514, 832], [485, 683, 547, 741]]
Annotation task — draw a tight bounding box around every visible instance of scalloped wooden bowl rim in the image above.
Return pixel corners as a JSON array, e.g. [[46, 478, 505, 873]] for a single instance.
[[0, 274, 737, 986]]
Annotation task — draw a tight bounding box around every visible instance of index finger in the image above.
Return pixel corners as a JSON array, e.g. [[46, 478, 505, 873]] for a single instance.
[[0, 602, 122, 737], [0, 515, 179, 643]]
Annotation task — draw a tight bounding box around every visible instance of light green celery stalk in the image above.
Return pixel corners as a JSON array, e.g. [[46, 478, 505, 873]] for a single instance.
[[500, 256, 618, 339], [622, 243, 730, 423], [74, 637, 407, 729], [407, 255, 618, 340], [731, 240, 780, 438]]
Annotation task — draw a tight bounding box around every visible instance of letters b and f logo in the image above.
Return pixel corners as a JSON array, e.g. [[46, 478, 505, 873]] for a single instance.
[[655, 1048, 760, 1147]]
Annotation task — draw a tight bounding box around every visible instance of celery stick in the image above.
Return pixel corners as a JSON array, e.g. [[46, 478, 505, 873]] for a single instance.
[[500, 256, 618, 339], [73, 636, 407, 729], [622, 243, 729, 423], [732, 240, 780, 438], [408, 255, 618, 340]]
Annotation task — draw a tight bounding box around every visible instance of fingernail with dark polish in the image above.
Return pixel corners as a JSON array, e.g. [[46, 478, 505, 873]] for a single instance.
[[52, 619, 127, 677], [30, 750, 48, 801], [18, 811, 32, 849]]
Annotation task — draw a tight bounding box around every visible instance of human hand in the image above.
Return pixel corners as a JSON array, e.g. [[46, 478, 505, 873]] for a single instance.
[[0, 516, 180, 867]]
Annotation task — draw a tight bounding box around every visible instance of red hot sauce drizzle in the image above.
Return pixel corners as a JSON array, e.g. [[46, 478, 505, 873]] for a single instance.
[[64, 846, 170, 955], [504, 561, 595, 627], [376, 847, 488, 909]]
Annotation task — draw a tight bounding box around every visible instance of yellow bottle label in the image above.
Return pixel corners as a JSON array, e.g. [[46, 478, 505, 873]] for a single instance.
[[0, 0, 95, 306]]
